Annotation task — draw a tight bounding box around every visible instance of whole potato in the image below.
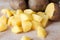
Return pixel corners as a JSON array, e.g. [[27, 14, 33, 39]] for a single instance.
[[28, 0, 49, 12], [9, 0, 27, 10]]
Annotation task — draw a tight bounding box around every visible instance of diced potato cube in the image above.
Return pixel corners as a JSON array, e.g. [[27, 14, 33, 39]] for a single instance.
[[8, 15, 21, 26], [32, 14, 43, 22], [11, 25, 22, 34], [21, 36, 31, 40], [0, 16, 8, 24], [20, 14, 31, 21], [32, 21, 42, 30], [22, 21, 32, 32], [0, 23, 8, 32], [36, 26, 47, 38], [1, 9, 13, 17], [37, 12, 45, 17], [16, 9, 23, 14], [8, 16, 15, 26], [11, 10, 16, 15], [24, 9, 35, 15], [41, 15, 49, 27], [12, 19, 21, 26]]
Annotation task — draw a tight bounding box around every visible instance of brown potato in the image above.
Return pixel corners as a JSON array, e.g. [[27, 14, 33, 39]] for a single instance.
[[28, 0, 49, 12], [58, 1, 60, 7], [9, 0, 27, 10], [45, 3, 60, 21], [48, 0, 59, 3]]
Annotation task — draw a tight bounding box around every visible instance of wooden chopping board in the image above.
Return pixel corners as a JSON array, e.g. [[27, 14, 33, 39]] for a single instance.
[[0, 0, 60, 40]]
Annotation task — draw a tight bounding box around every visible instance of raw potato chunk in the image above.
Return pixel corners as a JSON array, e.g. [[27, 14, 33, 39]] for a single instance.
[[21, 36, 31, 40], [0, 24, 8, 32], [22, 21, 32, 32], [32, 14, 42, 22], [36, 26, 47, 38], [0, 16, 8, 24], [8, 15, 21, 26], [1, 9, 13, 17], [37, 12, 45, 17], [37, 12, 48, 27], [8, 16, 15, 26], [20, 14, 31, 21], [24, 9, 35, 15], [11, 25, 22, 33], [45, 3, 60, 21], [16, 9, 23, 14], [29, 0, 49, 11], [11, 10, 16, 15], [11, 17, 21, 26], [41, 15, 49, 27], [32, 21, 42, 30]]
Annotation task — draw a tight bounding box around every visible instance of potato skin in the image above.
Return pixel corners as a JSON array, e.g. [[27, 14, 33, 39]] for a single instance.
[[51, 4, 60, 21], [9, 0, 27, 10], [58, 1, 60, 7], [28, 0, 49, 12], [48, 0, 59, 3]]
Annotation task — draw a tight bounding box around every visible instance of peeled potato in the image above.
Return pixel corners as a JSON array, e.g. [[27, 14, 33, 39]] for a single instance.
[[8, 15, 21, 26], [22, 21, 32, 32], [21, 36, 31, 40], [0, 16, 8, 24], [41, 15, 49, 27], [1, 9, 13, 17], [32, 14, 42, 22], [0, 23, 8, 32], [11, 10, 16, 15], [24, 9, 36, 15], [11, 25, 22, 33], [8, 16, 15, 26], [32, 21, 42, 30], [45, 3, 60, 21], [20, 14, 32, 21], [16, 9, 23, 14], [37, 12, 45, 17], [36, 26, 47, 38]]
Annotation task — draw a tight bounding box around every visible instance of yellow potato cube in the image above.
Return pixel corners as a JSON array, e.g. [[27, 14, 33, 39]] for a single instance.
[[0, 23, 8, 32], [8, 15, 21, 26], [8, 16, 15, 26], [11, 10, 16, 15], [16, 9, 23, 14], [37, 12, 45, 17], [11, 25, 22, 34], [22, 21, 32, 32], [32, 21, 42, 30], [36, 26, 47, 38], [21, 36, 31, 40], [24, 9, 35, 15], [12, 19, 21, 26], [41, 15, 49, 27], [32, 14, 43, 22], [20, 14, 31, 21], [0, 16, 8, 24], [1, 9, 13, 17]]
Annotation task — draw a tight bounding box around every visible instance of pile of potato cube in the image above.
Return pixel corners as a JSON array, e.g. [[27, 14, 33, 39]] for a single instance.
[[0, 9, 49, 38]]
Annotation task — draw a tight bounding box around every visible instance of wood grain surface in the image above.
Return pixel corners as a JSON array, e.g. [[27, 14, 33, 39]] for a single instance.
[[0, 0, 60, 40]]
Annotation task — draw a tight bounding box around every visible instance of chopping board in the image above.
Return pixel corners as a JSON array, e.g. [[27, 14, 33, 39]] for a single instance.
[[0, 0, 60, 40]]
